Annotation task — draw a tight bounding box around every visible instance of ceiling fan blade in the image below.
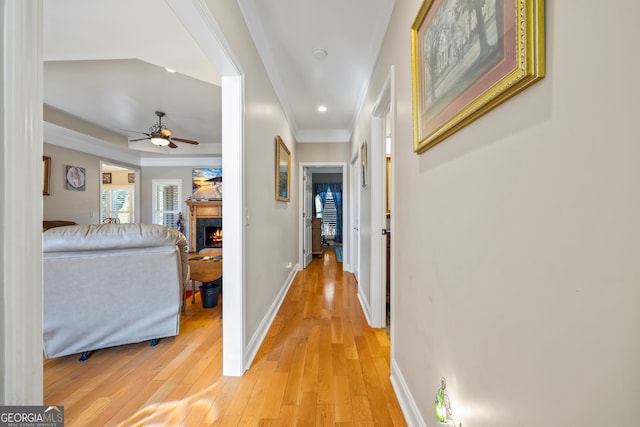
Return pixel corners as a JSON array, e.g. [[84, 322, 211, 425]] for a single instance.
[[171, 137, 199, 145], [168, 141, 178, 148], [129, 137, 151, 142], [121, 129, 150, 136]]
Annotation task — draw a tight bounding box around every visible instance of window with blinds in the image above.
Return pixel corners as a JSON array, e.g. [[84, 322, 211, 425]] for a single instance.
[[101, 186, 134, 223], [322, 189, 337, 238], [152, 180, 182, 228]]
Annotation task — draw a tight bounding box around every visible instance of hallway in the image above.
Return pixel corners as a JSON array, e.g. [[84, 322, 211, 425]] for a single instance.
[[44, 249, 406, 426]]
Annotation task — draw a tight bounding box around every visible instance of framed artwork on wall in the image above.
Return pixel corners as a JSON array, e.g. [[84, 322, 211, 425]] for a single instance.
[[43, 156, 51, 196], [275, 136, 291, 202], [65, 165, 86, 191], [191, 168, 222, 200], [361, 141, 367, 187], [102, 172, 112, 184], [411, 0, 545, 153]]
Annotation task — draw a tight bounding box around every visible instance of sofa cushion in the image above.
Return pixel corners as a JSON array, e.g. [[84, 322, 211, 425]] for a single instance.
[[44, 223, 189, 287], [43, 223, 185, 252]]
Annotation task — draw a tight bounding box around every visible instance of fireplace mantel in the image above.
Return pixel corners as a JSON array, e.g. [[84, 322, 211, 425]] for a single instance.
[[186, 200, 222, 253]]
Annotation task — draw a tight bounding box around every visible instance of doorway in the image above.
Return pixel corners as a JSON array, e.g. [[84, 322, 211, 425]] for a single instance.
[[100, 162, 140, 223], [369, 66, 394, 330], [13, 2, 245, 399], [299, 163, 347, 270]]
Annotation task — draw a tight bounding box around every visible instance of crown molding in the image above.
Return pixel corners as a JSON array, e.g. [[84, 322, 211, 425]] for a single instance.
[[44, 122, 143, 165], [44, 122, 221, 167], [139, 156, 221, 167]]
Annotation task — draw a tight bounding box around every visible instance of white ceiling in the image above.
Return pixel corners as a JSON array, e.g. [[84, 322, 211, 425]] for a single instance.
[[43, 0, 395, 160]]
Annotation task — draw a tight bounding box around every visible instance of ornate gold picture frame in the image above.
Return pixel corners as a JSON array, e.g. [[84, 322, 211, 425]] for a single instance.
[[43, 156, 51, 195], [361, 141, 368, 187], [411, 0, 545, 153], [275, 136, 291, 202]]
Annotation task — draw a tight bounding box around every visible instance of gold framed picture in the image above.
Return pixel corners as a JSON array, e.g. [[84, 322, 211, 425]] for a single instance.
[[275, 136, 291, 202], [43, 156, 51, 195], [361, 141, 367, 187], [411, 0, 545, 153]]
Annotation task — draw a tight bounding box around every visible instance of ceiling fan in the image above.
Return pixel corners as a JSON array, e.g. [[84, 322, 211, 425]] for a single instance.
[[128, 111, 199, 148]]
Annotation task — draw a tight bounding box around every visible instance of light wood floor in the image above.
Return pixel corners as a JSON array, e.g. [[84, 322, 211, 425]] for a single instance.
[[44, 249, 406, 426]]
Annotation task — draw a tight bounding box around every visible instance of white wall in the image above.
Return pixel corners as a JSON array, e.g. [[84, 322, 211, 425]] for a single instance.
[[205, 0, 298, 355], [354, 1, 640, 426], [43, 143, 139, 224], [296, 142, 350, 164], [139, 165, 195, 223]]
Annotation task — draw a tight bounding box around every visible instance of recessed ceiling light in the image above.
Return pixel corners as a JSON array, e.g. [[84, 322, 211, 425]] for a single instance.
[[165, 67, 176, 73], [317, 105, 327, 112], [313, 48, 328, 59]]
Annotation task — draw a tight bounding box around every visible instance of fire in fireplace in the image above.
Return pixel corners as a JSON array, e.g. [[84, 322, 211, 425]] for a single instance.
[[205, 226, 222, 248], [195, 217, 222, 251]]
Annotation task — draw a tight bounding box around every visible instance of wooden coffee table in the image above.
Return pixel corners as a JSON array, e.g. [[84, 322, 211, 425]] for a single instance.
[[185, 249, 222, 309]]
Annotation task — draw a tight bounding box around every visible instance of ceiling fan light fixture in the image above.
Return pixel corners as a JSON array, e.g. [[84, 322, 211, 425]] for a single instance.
[[150, 136, 170, 146], [129, 111, 198, 149]]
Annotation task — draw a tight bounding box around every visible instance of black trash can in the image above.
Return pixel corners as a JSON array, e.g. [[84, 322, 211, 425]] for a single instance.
[[199, 282, 221, 308]]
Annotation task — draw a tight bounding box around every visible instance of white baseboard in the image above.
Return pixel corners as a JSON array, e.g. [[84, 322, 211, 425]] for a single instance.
[[244, 264, 299, 368], [390, 358, 427, 427], [357, 286, 373, 326]]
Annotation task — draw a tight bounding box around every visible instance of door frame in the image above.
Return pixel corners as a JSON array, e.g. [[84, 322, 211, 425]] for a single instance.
[[369, 66, 395, 329], [8, 1, 247, 403], [167, 0, 246, 377], [100, 161, 140, 224], [302, 166, 313, 268], [298, 162, 348, 270], [349, 154, 360, 279]]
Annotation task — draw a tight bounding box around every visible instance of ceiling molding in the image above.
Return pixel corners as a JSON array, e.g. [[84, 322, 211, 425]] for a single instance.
[[127, 140, 222, 156], [237, 0, 300, 134], [44, 122, 220, 168], [139, 156, 221, 167], [345, 0, 396, 137], [44, 122, 143, 165], [44, 104, 129, 148]]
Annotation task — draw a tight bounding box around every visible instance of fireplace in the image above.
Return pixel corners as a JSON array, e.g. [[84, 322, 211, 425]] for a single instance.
[[196, 217, 222, 251], [186, 200, 222, 253]]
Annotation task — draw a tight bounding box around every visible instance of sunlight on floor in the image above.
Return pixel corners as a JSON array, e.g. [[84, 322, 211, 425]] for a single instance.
[[118, 380, 223, 426]]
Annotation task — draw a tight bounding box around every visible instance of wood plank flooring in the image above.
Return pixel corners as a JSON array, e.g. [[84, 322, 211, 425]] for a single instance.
[[44, 249, 406, 426]]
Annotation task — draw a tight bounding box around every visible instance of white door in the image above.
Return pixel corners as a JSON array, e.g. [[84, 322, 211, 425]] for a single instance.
[[303, 167, 313, 268], [350, 158, 360, 280]]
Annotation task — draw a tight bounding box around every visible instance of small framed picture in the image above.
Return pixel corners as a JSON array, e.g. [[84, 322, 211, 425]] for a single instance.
[[360, 141, 367, 187], [66, 165, 86, 191], [43, 156, 51, 195], [102, 172, 112, 184], [128, 173, 135, 183]]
